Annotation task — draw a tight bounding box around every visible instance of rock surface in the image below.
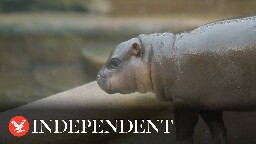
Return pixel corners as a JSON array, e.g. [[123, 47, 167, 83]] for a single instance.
[[0, 81, 170, 144], [1, 82, 256, 144]]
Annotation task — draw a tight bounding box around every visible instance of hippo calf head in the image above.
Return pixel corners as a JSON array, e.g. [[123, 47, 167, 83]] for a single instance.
[[96, 37, 154, 94]]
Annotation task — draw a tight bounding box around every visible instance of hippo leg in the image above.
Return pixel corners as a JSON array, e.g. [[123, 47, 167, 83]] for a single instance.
[[200, 111, 227, 144], [174, 107, 199, 144]]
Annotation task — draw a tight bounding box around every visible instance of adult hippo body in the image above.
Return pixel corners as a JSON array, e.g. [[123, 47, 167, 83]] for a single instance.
[[97, 16, 256, 144]]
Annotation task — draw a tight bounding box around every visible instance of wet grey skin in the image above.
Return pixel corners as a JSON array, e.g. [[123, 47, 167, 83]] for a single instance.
[[97, 16, 256, 144]]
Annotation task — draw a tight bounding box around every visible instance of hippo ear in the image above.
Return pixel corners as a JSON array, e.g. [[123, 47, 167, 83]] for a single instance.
[[132, 42, 141, 57]]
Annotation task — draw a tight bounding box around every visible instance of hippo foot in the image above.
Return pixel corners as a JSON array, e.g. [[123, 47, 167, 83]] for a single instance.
[[173, 104, 227, 144], [200, 111, 227, 144], [174, 107, 199, 144]]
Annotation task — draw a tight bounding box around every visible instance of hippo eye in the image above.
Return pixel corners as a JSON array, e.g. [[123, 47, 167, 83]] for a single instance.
[[109, 58, 121, 70]]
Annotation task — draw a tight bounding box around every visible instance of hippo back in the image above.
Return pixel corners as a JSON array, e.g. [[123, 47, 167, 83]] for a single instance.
[[172, 16, 256, 110]]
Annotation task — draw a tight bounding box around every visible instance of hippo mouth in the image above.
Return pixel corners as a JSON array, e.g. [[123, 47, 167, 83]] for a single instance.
[[97, 77, 128, 94], [102, 88, 115, 94], [96, 74, 115, 94]]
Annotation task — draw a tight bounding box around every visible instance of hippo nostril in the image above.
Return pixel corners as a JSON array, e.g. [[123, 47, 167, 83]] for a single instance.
[[96, 75, 100, 80]]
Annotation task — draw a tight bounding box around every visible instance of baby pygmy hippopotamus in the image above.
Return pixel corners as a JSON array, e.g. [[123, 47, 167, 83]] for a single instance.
[[97, 16, 256, 144]]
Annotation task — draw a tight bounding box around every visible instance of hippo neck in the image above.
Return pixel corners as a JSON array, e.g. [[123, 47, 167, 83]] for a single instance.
[[139, 33, 176, 101]]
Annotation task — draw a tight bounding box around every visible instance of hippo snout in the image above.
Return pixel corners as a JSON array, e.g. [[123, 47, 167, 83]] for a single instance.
[[96, 69, 114, 94]]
